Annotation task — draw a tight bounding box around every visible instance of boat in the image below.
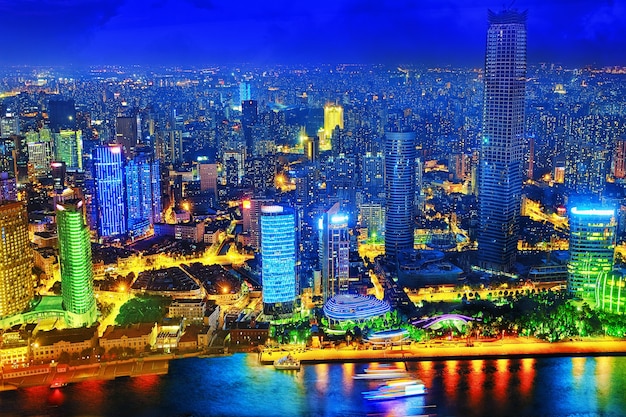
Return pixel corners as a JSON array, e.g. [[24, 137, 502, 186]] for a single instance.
[[362, 379, 427, 401], [50, 381, 68, 389], [273, 354, 301, 371], [353, 364, 409, 380]]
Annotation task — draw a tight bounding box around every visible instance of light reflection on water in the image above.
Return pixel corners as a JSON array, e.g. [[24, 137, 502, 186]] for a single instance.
[[1, 354, 626, 417]]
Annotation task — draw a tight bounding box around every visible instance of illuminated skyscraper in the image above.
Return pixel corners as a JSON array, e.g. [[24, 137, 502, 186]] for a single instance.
[[126, 146, 161, 236], [93, 145, 126, 238], [319, 203, 350, 301], [0, 201, 33, 318], [384, 130, 416, 261], [53, 130, 83, 171], [56, 199, 98, 327], [477, 9, 527, 272], [261, 205, 296, 317], [613, 137, 626, 180], [323, 104, 343, 150], [568, 207, 616, 302]]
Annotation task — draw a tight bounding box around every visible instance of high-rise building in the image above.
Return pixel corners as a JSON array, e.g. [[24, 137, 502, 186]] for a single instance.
[[116, 115, 140, 158], [318, 203, 350, 301], [242, 197, 274, 251], [0, 201, 33, 318], [477, 9, 527, 272], [126, 146, 162, 237], [596, 271, 626, 314], [26, 132, 53, 178], [242, 100, 258, 158], [198, 162, 218, 201], [384, 130, 416, 261], [56, 199, 98, 327], [362, 152, 385, 200], [613, 137, 626, 180], [53, 130, 83, 171], [48, 99, 77, 131], [323, 104, 344, 151], [568, 207, 616, 302], [261, 205, 296, 317], [93, 145, 126, 238], [0, 172, 17, 203]]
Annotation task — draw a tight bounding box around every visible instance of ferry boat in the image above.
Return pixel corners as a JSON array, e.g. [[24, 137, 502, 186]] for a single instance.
[[273, 354, 301, 371], [353, 364, 409, 380], [362, 378, 427, 401]]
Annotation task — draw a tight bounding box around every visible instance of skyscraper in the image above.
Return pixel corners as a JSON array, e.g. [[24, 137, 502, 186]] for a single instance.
[[477, 9, 527, 272], [126, 146, 161, 236], [56, 199, 98, 327], [93, 145, 126, 238], [323, 103, 343, 151], [241, 100, 258, 158], [261, 205, 296, 317], [568, 207, 616, 302], [0, 201, 33, 318], [115, 115, 140, 158], [319, 203, 350, 301], [48, 99, 77, 132], [384, 130, 416, 261], [53, 130, 83, 171]]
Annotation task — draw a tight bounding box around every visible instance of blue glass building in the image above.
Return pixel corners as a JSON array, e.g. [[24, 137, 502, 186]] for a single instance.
[[477, 10, 527, 272], [261, 205, 296, 317], [384, 130, 416, 261], [93, 145, 126, 238], [126, 147, 162, 237]]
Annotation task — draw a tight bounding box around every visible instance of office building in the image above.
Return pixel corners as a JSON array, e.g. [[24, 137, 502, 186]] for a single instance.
[[116, 115, 140, 157], [48, 99, 77, 131], [242, 100, 258, 158], [322, 104, 343, 151], [93, 145, 126, 238], [126, 147, 162, 237], [384, 130, 417, 261], [318, 203, 350, 301], [477, 9, 527, 272], [0, 201, 33, 318], [53, 130, 83, 171], [261, 205, 296, 317], [568, 207, 616, 302], [56, 199, 98, 327]]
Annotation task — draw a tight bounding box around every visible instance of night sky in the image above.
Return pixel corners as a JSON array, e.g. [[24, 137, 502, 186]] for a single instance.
[[1, 0, 625, 67]]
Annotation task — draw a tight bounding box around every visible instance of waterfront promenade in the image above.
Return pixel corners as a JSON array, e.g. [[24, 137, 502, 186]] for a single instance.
[[259, 337, 626, 364]]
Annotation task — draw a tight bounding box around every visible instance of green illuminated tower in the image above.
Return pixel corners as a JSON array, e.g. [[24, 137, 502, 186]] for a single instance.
[[568, 207, 616, 302], [56, 199, 98, 327]]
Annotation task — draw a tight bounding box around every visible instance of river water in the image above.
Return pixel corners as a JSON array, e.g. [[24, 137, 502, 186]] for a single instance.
[[1, 354, 625, 417]]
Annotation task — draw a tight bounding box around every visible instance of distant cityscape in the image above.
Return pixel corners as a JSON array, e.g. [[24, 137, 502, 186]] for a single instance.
[[2, 8, 626, 387]]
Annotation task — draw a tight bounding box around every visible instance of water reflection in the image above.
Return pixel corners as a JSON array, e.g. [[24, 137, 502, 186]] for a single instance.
[[1, 355, 626, 417]]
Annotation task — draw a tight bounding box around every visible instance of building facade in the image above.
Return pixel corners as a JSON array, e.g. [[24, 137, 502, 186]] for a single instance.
[[56, 199, 98, 327], [384, 130, 416, 261], [0, 201, 33, 318], [568, 207, 616, 302], [260, 205, 296, 317], [319, 203, 350, 301], [93, 145, 126, 238], [477, 9, 527, 272]]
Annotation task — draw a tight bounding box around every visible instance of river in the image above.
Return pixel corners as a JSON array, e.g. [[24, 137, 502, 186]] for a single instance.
[[1, 354, 625, 416]]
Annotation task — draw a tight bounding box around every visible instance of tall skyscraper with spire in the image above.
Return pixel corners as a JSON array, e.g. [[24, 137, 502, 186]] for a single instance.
[[477, 9, 527, 272]]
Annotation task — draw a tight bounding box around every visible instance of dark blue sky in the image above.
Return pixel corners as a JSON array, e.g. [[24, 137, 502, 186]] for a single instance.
[[1, 0, 625, 67]]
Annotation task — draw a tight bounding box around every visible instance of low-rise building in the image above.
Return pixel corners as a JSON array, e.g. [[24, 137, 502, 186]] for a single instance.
[[168, 299, 206, 323], [229, 320, 270, 346], [31, 326, 99, 363], [99, 323, 158, 355]]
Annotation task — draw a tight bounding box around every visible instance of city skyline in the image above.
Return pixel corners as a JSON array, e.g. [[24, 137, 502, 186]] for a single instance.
[[0, 0, 624, 67]]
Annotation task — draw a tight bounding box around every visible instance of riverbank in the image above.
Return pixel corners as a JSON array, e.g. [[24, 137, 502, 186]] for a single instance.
[[0, 354, 174, 391], [259, 337, 626, 364]]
